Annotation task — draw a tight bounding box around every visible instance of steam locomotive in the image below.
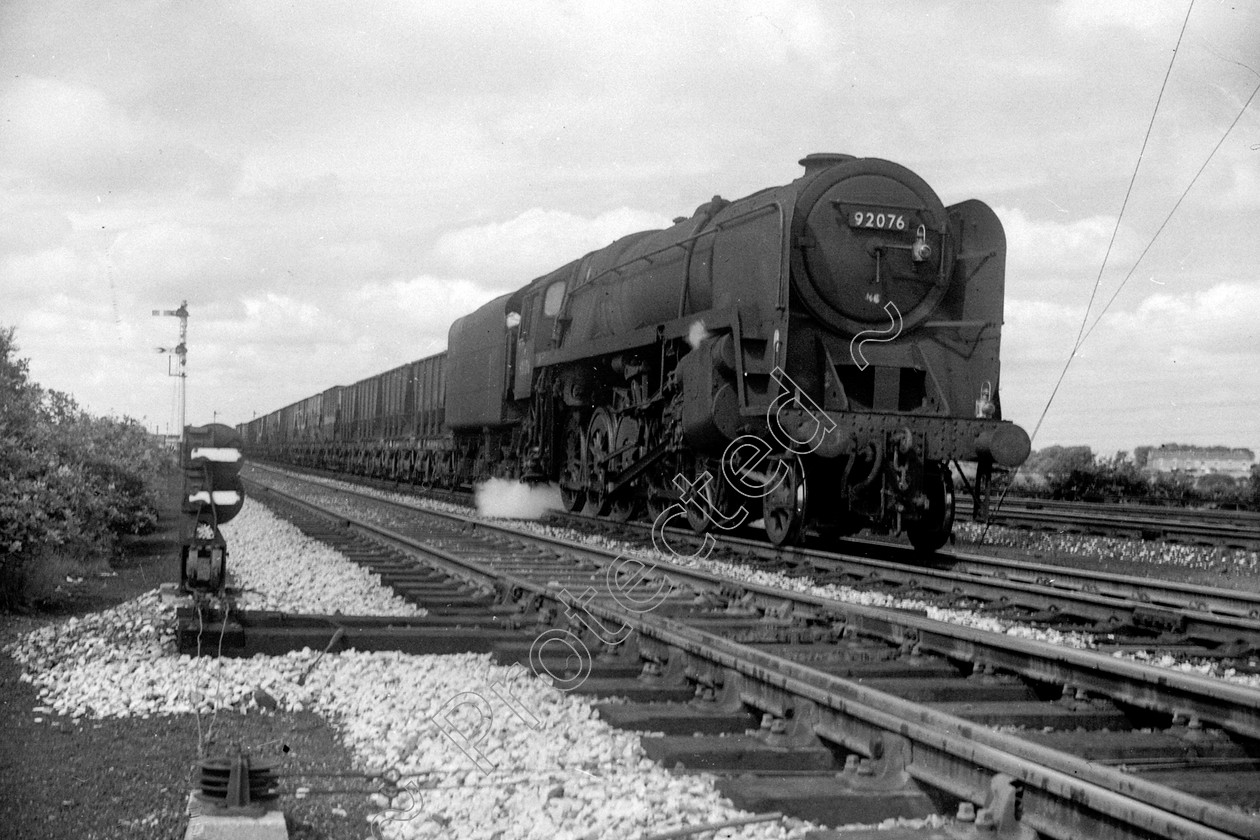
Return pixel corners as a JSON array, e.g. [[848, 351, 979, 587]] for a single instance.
[[240, 154, 1030, 551]]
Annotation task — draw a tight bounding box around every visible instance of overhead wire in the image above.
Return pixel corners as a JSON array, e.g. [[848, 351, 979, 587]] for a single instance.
[[979, 1, 1196, 544], [1077, 77, 1260, 349], [1026, 0, 1196, 447]]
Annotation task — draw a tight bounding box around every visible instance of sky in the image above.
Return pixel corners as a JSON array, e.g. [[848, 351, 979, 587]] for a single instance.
[[1, 0, 1258, 459]]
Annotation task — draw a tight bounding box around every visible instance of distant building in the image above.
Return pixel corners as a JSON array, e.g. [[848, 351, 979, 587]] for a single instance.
[[150, 432, 182, 452], [1142, 445, 1255, 479]]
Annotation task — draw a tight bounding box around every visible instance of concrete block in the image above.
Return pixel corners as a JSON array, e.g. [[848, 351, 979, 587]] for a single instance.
[[186, 792, 288, 840]]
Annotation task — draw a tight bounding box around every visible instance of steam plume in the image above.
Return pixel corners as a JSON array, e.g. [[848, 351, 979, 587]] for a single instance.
[[687, 320, 709, 349], [474, 478, 562, 520]]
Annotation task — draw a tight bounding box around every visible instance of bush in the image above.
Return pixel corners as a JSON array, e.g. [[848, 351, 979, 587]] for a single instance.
[[1020, 445, 1258, 510], [1, 327, 172, 610], [1048, 454, 1150, 503]]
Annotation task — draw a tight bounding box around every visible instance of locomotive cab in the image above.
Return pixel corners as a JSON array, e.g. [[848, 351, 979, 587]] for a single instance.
[[513, 262, 579, 401]]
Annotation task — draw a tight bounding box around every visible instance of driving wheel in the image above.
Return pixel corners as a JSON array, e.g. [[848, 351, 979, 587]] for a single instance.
[[558, 413, 586, 512], [584, 409, 616, 516], [607, 415, 641, 522]]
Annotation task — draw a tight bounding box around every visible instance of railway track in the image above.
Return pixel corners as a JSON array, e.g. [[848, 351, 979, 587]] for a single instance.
[[547, 509, 1260, 659], [991, 497, 1260, 550], [188, 465, 1260, 839], [251, 462, 1260, 660], [247, 459, 1260, 554]]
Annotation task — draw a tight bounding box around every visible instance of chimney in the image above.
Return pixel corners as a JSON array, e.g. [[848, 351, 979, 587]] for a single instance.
[[799, 153, 856, 175]]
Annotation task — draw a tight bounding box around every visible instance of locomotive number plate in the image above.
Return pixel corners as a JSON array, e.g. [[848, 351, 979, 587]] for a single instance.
[[847, 207, 909, 231]]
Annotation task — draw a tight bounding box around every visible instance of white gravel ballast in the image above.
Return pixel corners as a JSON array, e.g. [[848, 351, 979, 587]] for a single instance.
[[223, 501, 429, 616], [4, 499, 824, 840]]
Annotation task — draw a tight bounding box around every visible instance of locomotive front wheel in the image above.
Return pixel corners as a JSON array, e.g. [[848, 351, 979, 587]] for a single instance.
[[762, 456, 806, 547], [608, 497, 638, 523], [908, 464, 955, 554], [680, 457, 735, 534]]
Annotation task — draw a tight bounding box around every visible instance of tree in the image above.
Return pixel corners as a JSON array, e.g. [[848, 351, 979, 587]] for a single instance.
[[1, 327, 170, 609], [1023, 446, 1095, 481], [1133, 446, 1151, 468], [0, 327, 40, 442]]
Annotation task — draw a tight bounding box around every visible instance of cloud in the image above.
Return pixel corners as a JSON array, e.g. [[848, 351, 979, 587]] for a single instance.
[[167, 275, 494, 420], [0, 77, 123, 171], [2, 247, 100, 306], [0, 0, 1256, 455], [13, 294, 164, 425], [1056, 0, 1186, 33], [431, 207, 673, 288], [1001, 206, 1120, 275], [347, 275, 500, 352], [0, 76, 233, 195], [1001, 281, 1260, 451], [0, 204, 74, 254], [996, 205, 1160, 310], [234, 169, 346, 209], [1109, 281, 1260, 356], [107, 222, 232, 289]]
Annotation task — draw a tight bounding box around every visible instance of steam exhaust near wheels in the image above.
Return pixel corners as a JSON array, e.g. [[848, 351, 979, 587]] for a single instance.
[[474, 478, 563, 520]]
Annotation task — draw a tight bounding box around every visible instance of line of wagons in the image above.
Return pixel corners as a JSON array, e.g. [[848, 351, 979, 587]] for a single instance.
[[239, 351, 470, 486]]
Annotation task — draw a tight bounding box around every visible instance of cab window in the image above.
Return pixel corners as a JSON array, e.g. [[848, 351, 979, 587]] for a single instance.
[[543, 281, 565, 317]]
